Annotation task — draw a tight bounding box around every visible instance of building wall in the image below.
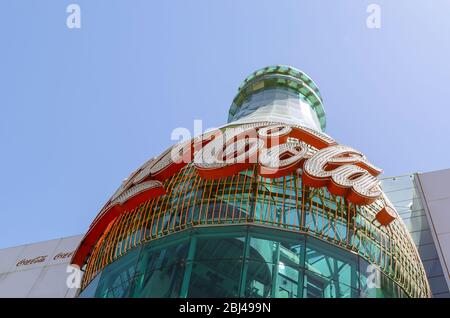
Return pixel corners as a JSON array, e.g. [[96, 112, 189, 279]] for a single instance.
[[381, 173, 450, 298], [0, 235, 82, 298], [416, 169, 450, 296]]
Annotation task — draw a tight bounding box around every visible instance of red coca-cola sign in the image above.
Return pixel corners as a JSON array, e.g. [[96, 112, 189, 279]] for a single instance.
[[71, 121, 396, 267]]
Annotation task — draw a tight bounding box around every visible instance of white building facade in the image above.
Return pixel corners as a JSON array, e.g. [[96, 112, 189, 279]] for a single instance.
[[381, 168, 450, 298], [0, 235, 82, 298]]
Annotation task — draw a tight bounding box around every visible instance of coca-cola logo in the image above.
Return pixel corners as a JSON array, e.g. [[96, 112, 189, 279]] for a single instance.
[[16, 255, 47, 267], [15, 250, 75, 267], [113, 122, 382, 206], [53, 251, 74, 260], [72, 121, 397, 267]]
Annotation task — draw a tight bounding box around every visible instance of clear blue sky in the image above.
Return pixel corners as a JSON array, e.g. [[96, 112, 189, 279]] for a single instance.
[[1, 0, 449, 248]]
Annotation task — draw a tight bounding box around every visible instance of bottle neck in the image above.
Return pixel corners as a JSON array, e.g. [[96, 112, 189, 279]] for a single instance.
[[227, 87, 323, 132]]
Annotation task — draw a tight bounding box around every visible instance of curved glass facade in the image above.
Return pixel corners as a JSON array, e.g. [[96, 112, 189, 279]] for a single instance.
[[75, 65, 430, 298], [228, 88, 322, 131], [80, 226, 409, 298], [79, 166, 429, 297], [228, 65, 326, 131]]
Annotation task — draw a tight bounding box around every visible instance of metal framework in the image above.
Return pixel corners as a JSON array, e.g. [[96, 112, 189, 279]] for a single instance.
[[81, 164, 430, 297]]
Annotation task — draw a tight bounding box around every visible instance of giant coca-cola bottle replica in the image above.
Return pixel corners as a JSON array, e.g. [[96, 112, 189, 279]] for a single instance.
[[72, 66, 430, 298]]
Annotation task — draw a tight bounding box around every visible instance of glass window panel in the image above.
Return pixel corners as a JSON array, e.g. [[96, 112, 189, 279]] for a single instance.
[[187, 260, 242, 298], [248, 237, 276, 264], [416, 243, 439, 261], [402, 215, 430, 232], [428, 276, 450, 294], [78, 273, 101, 298], [244, 261, 273, 298], [131, 266, 184, 297], [273, 264, 302, 298], [195, 236, 245, 261], [306, 238, 357, 290], [94, 247, 141, 298], [410, 229, 434, 246], [422, 259, 445, 278]]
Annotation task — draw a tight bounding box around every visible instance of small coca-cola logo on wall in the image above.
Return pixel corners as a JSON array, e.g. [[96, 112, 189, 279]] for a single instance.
[[16, 255, 47, 267], [15, 250, 75, 267], [53, 251, 74, 260]]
